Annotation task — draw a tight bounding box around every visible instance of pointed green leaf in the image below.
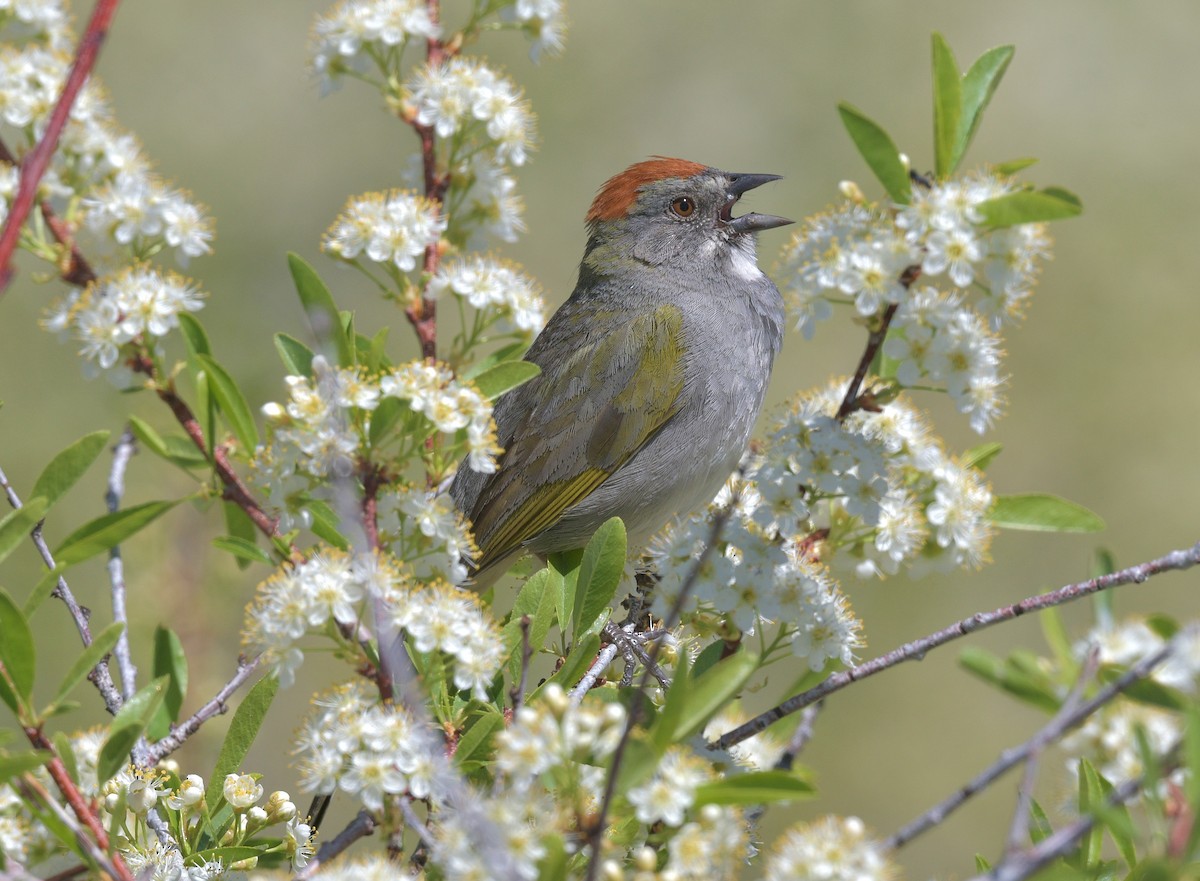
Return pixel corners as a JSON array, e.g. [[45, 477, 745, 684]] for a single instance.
[[30, 431, 110, 513], [1077, 759, 1103, 867], [50, 621, 123, 712], [1184, 705, 1200, 827], [98, 677, 168, 785], [128, 415, 169, 459], [130, 417, 209, 471], [1029, 799, 1053, 843], [274, 333, 315, 377], [974, 855, 992, 872], [205, 674, 278, 807], [1092, 769, 1138, 869], [691, 640, 725, 681], [194, 370, 216, 458], [148, 626, 188, 741], [461, 341, 530, 379], [287, 253, 352, 367], [837, 102, 911, 204], [504, 567, 560, 682], [196, 354, 258, 453], [976, 188, 1083, 228], [1114, 674, 1186, 712], [0, 496, 48, 566], [990, 493, 1104, 532], [54, 500, 179, 566], [652, 655, 691, 752], [931, 33, 963, 177], [470, 361, 541, 402], [549, 549, 582, 648], [543, 632, 601, 695], [23, 565, 63, 617], [0, 587, 35, 708], [223, 501, 259, 570], [1039, 607, 1076, 674], [572, 517, 627, 639], [305, 499, 350, 549], [962, 442, 1003, 471], [177, 312, 212, 358], [676, 649, 759, 742], [364, 326, 391, 372], [953, 45, 1015, 172], [0, 750, 52, 783], [368, 395, 405, 446], [992, 158, 1038, 176], [212, 535, 272, 565], [693, 769, 815, 806], [455, 708, 503, 768]]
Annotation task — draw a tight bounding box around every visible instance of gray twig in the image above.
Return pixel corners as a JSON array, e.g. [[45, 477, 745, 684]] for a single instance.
[[106, 426, 138, 703], [292, 809, 376, 880], [143, 655, 262, 764]]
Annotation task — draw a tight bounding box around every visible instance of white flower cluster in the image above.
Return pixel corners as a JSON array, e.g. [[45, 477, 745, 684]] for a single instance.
[[376, 486, 476, 584], [651, 479, 862, 672], [495, 683, 626, 784], [428, 254, 546, 333], [626, 746, 713, 827], [1061, 620, 1200, 788], [502, 0, 568, 62], [243, 548, 503, 695], [775, 379, 995, 578], [780, 171, 1051, 433], [322, 189, 445, 273], [42, 266, 205, 374], [0, 29, 214, 267], [764, 815, 894, 881], [408, 57, 536, 167], [309, 0, 440, 91], [254, 357, 500, 531]]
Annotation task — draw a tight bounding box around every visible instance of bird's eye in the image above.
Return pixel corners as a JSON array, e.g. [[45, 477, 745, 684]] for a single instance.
[[670, 196, 695, 218]]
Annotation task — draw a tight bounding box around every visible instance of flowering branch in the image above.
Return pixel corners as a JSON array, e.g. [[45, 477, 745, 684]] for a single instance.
[[713, 540, 1200, 750], [0, 0, 122, 294]]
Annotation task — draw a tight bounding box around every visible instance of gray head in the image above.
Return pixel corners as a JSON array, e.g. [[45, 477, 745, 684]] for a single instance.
[[582, 157, 793, 272]]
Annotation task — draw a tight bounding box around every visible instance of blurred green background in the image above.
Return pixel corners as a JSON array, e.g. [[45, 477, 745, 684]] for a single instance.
[[2, 1, 1199, 876]]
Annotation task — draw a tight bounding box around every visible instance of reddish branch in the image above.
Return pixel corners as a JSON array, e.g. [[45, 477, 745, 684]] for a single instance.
[[0, 0, 122, 294]]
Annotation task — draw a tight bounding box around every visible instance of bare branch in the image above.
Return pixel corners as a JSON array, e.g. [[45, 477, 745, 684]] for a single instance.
[[106, 426, 138, 703], [715, 541, 1200, 751], [143, 655, 262, 764], [292, 809, 376, 880]]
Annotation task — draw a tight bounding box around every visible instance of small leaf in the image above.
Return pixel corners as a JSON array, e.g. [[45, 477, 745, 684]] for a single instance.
[[974, 855, 992, 872], [677, 649, 759, 742], [0, 751, 51, 783], [212, 536, 273, 565], [177, 312, 212, 358], [1077, 759, 1103, 867], [691, 640, 724, 680], [961, 442, 1003, 471], [549, 550, 582, 647], [504, 567, 560, 682], [544, 633, 601, 694], [23, 565, 63, 617], [368, 396, 405, 446], [148, 627, 188, 741], [652, 655, 692, 752], [0, 497, 48, 567], [470, 361, 541, 401], [572, 518, 626, 639], [837, 102, 911, 204], [197, 355, 259, 453], [1029, 799, 1054, 843], [693, 769, 815, 806], [205, 674, 278, 807], [1115, 674, 1186, 712], [0, 587, 35, 708], [992, 157, 1039, 176], [29, 431, 110, 513], [931, 33, 963, 177], [462, 341, 529, 379], [953, 45, 1015, 172], [976, 188, 1083, 228], [274, 333, 315, 377], [50, 621, 124, 712], [455, 708, 503, 767], [130, 417, 210, 472], [98, 677, 168, 785], [1093, 769, 1138, 869], [287, 253, 352, 367], [223, 501, 260, 571], [305, 499, 349, 549], [990, 493, 1104, 532], [54, 500, 179, 566]]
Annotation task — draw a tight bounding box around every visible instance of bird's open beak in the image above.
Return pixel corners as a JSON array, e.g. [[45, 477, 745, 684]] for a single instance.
[[722, 172, 793, 234]]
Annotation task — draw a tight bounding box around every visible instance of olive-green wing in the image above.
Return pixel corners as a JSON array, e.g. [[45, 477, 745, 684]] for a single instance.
[[468, 302, 686, 570]]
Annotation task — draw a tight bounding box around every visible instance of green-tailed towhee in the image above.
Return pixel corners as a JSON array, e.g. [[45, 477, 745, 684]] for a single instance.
[[452, 157, 792, 588]]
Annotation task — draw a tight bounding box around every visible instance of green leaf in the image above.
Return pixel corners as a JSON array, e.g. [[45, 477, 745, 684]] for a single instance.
[[1040, 607, 1077, 674], [572, 517, 626, 639], [953, 44, 1015, 172], [177, 312, 212, 358], [23, 565, 63, 617], [0, 750, 51, 783], [543, 633, 601, 694], [54, 500, 179, 566], [197, 355, 259, 453], [931, 33, 963, 178], [974, 855, 991, 872], [1077, 759, 1103, 867], [1185, 705, 1200, 844], [504, 567, 560, 683], [205, 674, 278, 807], [212, 536, 272, 566], [992, 157, 1039, 176], [976, 188, 1083, 228], [1093, 768, 1138, 870], [455, 708, 503, 768], [129, 417, 209, 472], [29, 431, 110, 513], [148, 627, 188, 741], [961, 442, 1003, 471], [364, 326, 391, 372], [652, 654, 692, 752], [287, 253, 352, 367], [691, 640, 725, 681], [98, 677, 168, 785], [368, 395, 405, 446], [1029, 799, 1054, 843], [990, 493, 1104, 533], [837, 102, 911, 204], [693, 769, 814, 806], [222, 501, 260, 570], [461, 341, 529, 379], [549, 550, 582, 648], [274, 333, 315, 377], [0, 497, 48, 567], [676, 649, 759, 743], [470, 361, 541, 401], [1114, 674, 1186, 712], [959, 647, 1060, 712], [0, 587, 35, 710], [305, 499, 350, 549], [49, 621, 123, 714]]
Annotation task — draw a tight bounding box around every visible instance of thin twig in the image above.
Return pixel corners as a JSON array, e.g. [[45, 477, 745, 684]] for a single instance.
[[0, 463, 122, 715], [106, 426, 138, 703], [775, 702, 823, 771], [715, 540, 1200, 751], [292, 809, 377, 881], [0, 0, 122, 294], [143, 655, 262, 764], [885, 633, 1183, 851], [569, 641, 619, 706]]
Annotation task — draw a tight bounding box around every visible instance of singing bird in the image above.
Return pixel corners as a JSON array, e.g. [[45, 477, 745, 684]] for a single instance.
[[451, 157, 792, 588]]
